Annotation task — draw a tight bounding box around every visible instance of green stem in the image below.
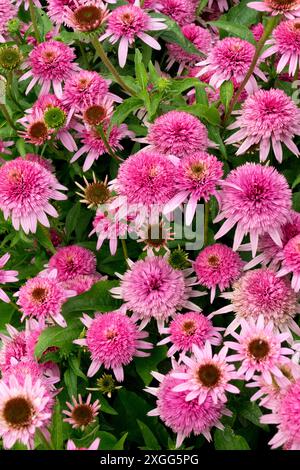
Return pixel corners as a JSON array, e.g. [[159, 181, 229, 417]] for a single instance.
[[7, 72, 23, 112], [29, 0, 41, 43], [223, 15, 280, 124], [121, 238, 128, 261], [97, 124, 124, 163], [91, 38, 136, 96], [204, 201, 209, 246], [77, 41, 89, 69], [0, 103, 17, 131]]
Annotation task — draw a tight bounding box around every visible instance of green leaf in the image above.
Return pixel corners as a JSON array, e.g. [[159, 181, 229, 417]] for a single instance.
[[0, 303, 15, 332], [51, 401, 63, 450], [207, 125, 227, 159], [34, 318, 81, 358], [69, 355, 87, 382], [135, 346, 167, 386], [239, 401, 268, 430], [168, 77, 207, 95], [64, 368, 77, 398], [137, 420, 161, 450], [65, 202, 81, 239], [98, 431, 118, 450], [209, 20, 255, 44], [135, 49, 148, 91], [292, 174, 300, 189], [220, 80, 234, 112], [177, 104, 220, 126], [224, 0, 259, 26], [214, 427, 250, 450], [35, 224, 55, 254], [112, 433, 128, 450], [99, 395, 118, 415], [157, 14, 204, 56], [111, 97, 144, 126]]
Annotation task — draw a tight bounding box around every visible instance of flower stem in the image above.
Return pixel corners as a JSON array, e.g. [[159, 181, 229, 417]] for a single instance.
[[0, 103, 17, 131], [29, 0, 41, 44], [204, 201, 210, 246], [91, 38, 137, 96], [121, 238, 128, 261], [97, 124, 124, 163], [223, 15, 280, 124]]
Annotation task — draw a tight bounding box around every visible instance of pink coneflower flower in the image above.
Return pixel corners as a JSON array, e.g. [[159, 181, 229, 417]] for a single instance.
[[0, 253, 18, 304], [62, 274, 104, 295], [100, 4, 166, 68], [226, 315, 293, 383], [196, 37, 266, 93], [158, 312, 222, 357], [261, 378, 300, 449], [0, 157, 67, 234], [146, 111, 211, 158], [64, 0, 110, 33], [48, 245, 97, 282], [212, 269, 300, 337], [248, 0, 300, 20], [146, 367, 231, 448], [111, 255, 205, 331], [163, 152, 223, 226], [251, 22, 264, 41], [63, 394, 100, 430], [74, 311, 152, 381], [18, 110, 53, 146], [171, 343, 240, 404], [277, 234, 300, 292], [78, 96, 114, 129], [166, 24, 212, 74], [214, 163, 292, 256], [47, 0, 77, 25], [194, 244, 243, 303], [0, 140, 13, 156], [67, 438, 100, 450], [0, 0, 16, 42], [226, 88, 300, 162], [0, 373, 52, 449], [15, 271, 76, 328], [207, 0, 229, 12], [20, 40, 78, 98], [158, 0, 196, 26], [24, 153, 54, 174], [136, 220, 173, 254], [113, 151, 176, 213], [15, 0, 41, 10], [71, 123, 133, 172]]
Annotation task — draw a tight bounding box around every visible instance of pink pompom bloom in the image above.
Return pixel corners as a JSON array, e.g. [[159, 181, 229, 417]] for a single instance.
[[163, 152, 223, 226], [226, 315, 293, 383], [0, 253, 18, 304], [63, 394, 100, 430], [146, 367, 231, 448], [0, 373, 53, 449], [71, 123, 133, 172], [0, 0, 17, 42], [0, 140, 13, 156], [64, 0, 110, 33], [248, 0, 300, 19], [158, 0, 196, 26], [47, 0, 77, 25], [166, 24, 212, 74], [226, 88, 300, 163], [100, 4, 167, 68], [214, 163, 292, 256], [196, 37, 267, 93], [194, 244, 243, 303], [111, 255, 205, 331], [261, 378, 300, 449], [157, 312, 222, 357], [0, 157, 67, 234], [48, 245, 97, 282], [277, 234, 300, 292], [67, 438, 101, 450], [261, 20, 300, 76], [62, 274, 104, 295], [20, 40, 79, 98], [15, 271, 76, 328], [212, 268, 300, 338], [74, 311, 152, 381], [251, 22, 264, 41], [171, 342, 240, 404], [24, 153, 54, 173]]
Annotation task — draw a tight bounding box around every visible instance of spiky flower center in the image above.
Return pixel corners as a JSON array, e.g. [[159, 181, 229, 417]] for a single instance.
[[31, 286, 48, 303], [3, 396, 33, 428], [266, 0, 300, 10], [42, 50, 57, 63], [28, 121, 48, 140], [0, 46, 21, 70], [189, 162, 207, 180], [197, 363, 221, 387], [72, 404, 94, 427], [146, 224, 166, 248], [44, 106, 66, 129], [168, 248, 189, 270], [182, 320, 197, 335], [84, 105, 107, 125], [105, 328, 118, 340], [84, 182, 110, 205], [248, 338, 270, 359], [207, 254, 220, 267], [96, 374, 116, 394], [121, 12, 134, 25], [74, 6, 103, 31]]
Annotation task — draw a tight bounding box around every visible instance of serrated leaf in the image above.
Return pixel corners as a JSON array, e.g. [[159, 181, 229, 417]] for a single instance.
[[137, 420, 161, 450], [214, 427, 250, 450]]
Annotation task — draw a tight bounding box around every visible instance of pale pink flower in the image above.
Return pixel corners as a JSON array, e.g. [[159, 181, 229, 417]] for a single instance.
[[18, 110, 53, 146], [47, 0, 77, 25], [62, 274, 104, 295], [20, 40, 79, 98], [24, 153, 54, 173], [207, 0, 229, 12], [100, 4, 167, 67], [214, 163, 292, 256], [63, 394, 100, 430], [0, 140, 13, 156], [197, 37, 266, 93], [0, 0, 17, 42], [171, 342, 240, 404], [0, 253, 18, 304], [277, 234, 300, 292], [226, 88, 300, 162], [0, 157, 67, 234], [67, 438, 100, 450], [78, 95, 114, 129], [64, 0, 109, 32], [48, 245, 97, 282], [158, 0, 196, 26], [14, 0, 41, 10], [248, 0, 300, 20], [74, 311, 152, 381]]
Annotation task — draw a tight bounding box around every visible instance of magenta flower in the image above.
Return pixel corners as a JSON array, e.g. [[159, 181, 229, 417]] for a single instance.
[[64, 0, 109, 33], [78, 96, 114, 129], [0, 253, 18, 304], [163, 152, 223, 226], [214, 163, 292, 256], [158, 0, 196, 26], [67, 438, 101, 451], [47, 245, 97, 282], [74, 311, 152, 381], [0, 157, 67, 234], [47, 0, 77, 25], [171, 342, 240, 404], [100, 4, 167, 67], [146, 367, 230, 448], [226, 315, 293, 383], [194, 243, 243, 303], [20, 40, 79, 97], [24, 153, 54, 173], [226, 89, 300, 162], [197, 37, 267, 93], [62, 274, 104, 295], [248, 0, 300, 19], [63, 394, 100, 430], [277, 234, 300, 292], [0, 0, 16, 42]]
